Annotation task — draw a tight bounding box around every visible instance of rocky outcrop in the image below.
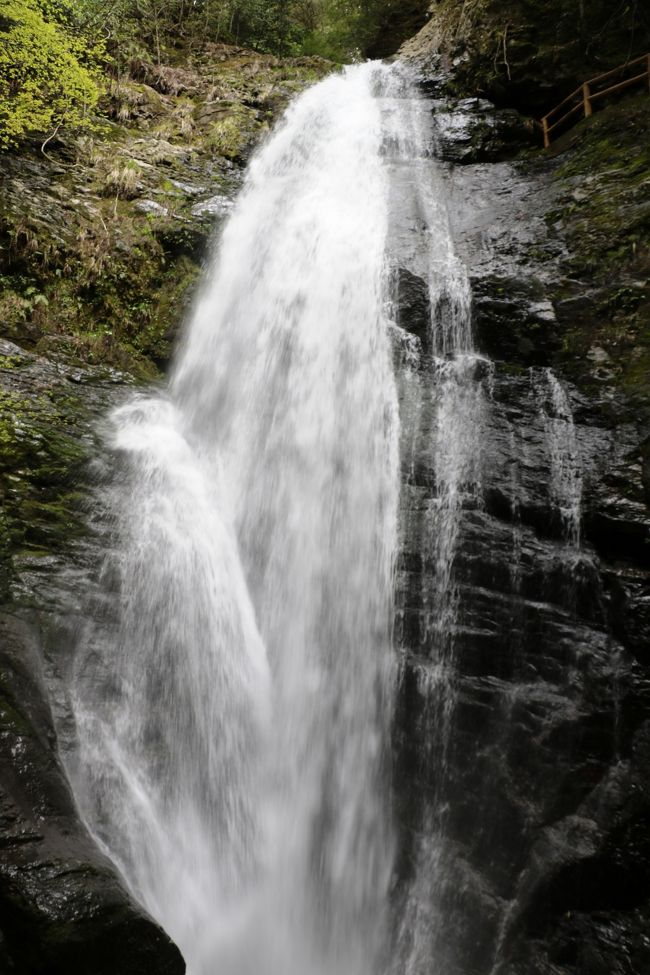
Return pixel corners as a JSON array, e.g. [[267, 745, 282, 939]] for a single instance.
[[0, 339, 185, 972], [401, 1, 650, 115], [391, 67, 649, 975], [0, 612, 185, 975]]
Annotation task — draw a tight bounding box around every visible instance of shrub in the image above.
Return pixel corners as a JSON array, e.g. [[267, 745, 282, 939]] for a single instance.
[[0, 0, 102, 149]]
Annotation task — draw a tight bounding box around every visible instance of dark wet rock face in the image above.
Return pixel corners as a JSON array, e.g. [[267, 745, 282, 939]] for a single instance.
[[394, 268, 432, 353], [365, 0, 430, 59], [432, 98, 534, 165], [400, 0, 650, 117], [0, 347, 185, 973], [391, 82, 650, 975], [0, 612, 185, 975]]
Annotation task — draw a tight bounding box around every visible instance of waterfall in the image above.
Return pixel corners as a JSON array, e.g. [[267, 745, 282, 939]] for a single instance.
[[69, 62, 400, 975], [65, 57, 590, 975]]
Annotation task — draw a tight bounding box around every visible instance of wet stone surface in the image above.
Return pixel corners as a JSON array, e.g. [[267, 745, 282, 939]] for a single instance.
[[0, 609, 185, 974], [391, 80, 650, 975], [0, 346, 185, 973]]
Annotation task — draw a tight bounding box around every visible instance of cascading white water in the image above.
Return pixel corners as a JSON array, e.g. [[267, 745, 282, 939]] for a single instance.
[[69, 62, 402, 975], [534, 368, 582, 548], [380, 69, 493, 975]]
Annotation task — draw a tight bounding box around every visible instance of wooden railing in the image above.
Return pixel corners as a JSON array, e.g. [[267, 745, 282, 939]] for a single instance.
[[540, 53, 650, 148]]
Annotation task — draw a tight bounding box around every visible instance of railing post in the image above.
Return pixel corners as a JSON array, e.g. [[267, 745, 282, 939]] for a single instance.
[[538, 51, 650, 150]]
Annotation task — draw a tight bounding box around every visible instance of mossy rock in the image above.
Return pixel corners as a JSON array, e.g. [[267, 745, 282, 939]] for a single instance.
[[539, 96, 650, 414], [0, 340, 135, 599], [402, 0, 650, 116]]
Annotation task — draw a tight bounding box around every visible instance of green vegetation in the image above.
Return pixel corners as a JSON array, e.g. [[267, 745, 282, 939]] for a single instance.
[[0, 45, 334, 376], [0, 0, 407, 376], [74, 0, 411, 62], [0, 0, 102, 148], [0, 0, 414, 148]]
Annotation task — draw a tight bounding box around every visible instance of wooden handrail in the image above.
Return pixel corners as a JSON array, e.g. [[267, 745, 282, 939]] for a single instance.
[[540, 52, 650, 148], [589, 70, 648, 100], [584, 53, 648, 87]]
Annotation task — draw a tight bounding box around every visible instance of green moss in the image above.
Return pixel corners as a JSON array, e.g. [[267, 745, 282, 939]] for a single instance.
[[0, 686, 35, 737], [0, 353, 27, 369], [498, 361, 528, 376], [522, 94, 649, 411], [206, 111, 255, 159], [0, 386, 89, 577]]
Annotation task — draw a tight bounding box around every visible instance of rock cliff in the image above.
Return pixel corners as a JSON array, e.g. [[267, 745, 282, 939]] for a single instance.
[[401, 0, 650, 113], [391, 19, 650, 974]]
